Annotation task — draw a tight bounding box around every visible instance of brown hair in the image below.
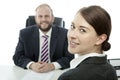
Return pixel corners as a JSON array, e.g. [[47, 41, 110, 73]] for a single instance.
[[78, 5, 111, 51]]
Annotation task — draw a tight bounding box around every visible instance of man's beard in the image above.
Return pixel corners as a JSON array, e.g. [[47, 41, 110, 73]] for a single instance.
[[37, 22, 52, 32], [39, 25, 52, 32]]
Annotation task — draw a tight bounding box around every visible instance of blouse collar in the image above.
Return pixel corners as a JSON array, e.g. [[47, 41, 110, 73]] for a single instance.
[[70, 53, 106, 69]]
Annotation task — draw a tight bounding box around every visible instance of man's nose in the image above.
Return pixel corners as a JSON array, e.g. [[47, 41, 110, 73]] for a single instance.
[[41, 17, 46, 21]]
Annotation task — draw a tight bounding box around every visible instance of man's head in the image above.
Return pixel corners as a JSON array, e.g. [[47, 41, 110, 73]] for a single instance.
[[35, 4, 54, 33]]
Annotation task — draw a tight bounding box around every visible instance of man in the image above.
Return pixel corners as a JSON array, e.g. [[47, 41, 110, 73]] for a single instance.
[[13, 4, 74, 73]]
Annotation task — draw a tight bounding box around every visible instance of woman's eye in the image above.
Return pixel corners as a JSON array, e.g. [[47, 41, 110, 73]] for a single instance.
[[80, 29, 86, 32], [70, 24, 75, 29]]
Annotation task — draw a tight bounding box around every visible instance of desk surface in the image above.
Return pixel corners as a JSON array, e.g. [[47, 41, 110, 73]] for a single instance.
[[0, 65, 68, 80], [0, 65, 120, 80]]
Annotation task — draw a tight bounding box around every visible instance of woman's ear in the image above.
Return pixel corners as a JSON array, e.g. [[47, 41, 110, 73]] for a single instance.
[[95, 34, 107, 45]]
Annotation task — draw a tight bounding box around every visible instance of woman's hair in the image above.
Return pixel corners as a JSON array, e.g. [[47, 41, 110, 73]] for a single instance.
[[78, 5, 111, 51]]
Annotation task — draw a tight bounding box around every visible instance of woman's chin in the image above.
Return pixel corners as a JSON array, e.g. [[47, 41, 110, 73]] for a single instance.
[[68, 48, 76, 54]]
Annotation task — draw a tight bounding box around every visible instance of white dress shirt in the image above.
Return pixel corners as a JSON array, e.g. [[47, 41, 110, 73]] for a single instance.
[[27, 27, 61, 69], [38, 28, 51, 62]]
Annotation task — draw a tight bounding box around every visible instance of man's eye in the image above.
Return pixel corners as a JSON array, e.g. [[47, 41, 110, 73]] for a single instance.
[[45, 15, 49, 18], [38, 15, 42, 18]]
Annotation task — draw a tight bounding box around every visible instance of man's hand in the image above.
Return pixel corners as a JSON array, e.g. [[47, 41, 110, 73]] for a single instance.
[[29, 62, 43, 73], [39, 62, 55, 73], [29, 62, 55, 73]]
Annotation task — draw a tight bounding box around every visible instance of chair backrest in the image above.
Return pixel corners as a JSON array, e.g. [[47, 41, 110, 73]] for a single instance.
[[108, 58, 120, 78], [26, 16, 65, 28]]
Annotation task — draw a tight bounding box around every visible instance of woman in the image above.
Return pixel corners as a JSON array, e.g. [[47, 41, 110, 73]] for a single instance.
[[58, 5, 117, 80]]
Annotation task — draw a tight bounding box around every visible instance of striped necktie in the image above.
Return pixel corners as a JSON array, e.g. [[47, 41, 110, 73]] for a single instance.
[[41, 35, 49, 63]]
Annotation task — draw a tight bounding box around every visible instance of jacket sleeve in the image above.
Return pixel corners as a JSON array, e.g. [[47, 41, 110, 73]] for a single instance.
[[13, 30, 32, 69]]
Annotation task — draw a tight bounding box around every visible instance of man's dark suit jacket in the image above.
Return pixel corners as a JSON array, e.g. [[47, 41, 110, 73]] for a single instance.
[[58, 56, 118, 80], [13, 25, 74, 69]]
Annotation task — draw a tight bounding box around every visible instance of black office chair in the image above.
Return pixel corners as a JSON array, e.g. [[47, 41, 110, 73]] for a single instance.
[[26, 16, 65, 28], [108, 58, 120, 78]]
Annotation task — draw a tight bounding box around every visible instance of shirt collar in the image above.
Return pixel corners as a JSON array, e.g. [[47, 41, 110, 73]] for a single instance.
[[70, 53, 106, 69]]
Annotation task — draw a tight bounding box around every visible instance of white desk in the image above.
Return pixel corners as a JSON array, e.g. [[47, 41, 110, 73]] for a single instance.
[[0, 65, 68, 80], [0, 65, 120, 80]]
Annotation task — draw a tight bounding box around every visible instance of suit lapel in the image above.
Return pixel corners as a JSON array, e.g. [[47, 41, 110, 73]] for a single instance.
[[31, 26, 39, 61], [50, 27, 58, 59]]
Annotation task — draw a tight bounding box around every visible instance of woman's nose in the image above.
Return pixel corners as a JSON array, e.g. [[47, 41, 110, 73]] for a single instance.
[[68, 30, 77, 39]]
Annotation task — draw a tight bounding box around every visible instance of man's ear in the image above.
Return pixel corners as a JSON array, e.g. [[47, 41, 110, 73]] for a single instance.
[[95, 34, 107, 45], [52, 16, 55, 23], [35, 16, 37, 23]]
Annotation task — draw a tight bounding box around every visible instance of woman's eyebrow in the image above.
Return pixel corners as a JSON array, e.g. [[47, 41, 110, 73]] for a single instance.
[[79, 26, 90, 30]]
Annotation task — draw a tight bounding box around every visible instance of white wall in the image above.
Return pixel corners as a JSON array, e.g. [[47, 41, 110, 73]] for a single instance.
[[0, 0, 119, 65]]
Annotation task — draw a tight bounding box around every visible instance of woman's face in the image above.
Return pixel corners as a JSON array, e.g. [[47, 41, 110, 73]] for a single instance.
[[67, 13, 102, 55]]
